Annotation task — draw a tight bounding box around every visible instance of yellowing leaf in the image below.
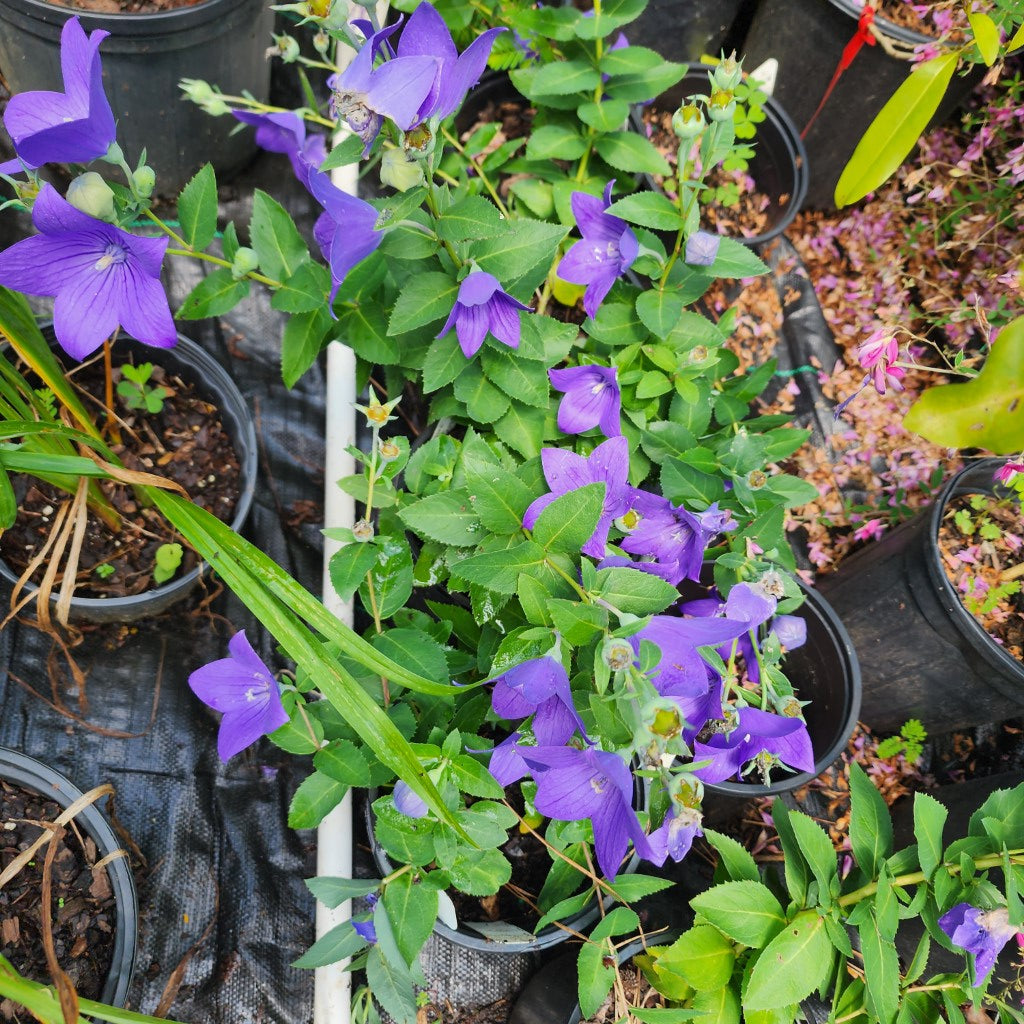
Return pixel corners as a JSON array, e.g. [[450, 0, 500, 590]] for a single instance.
[[903, 316, 1024, 454], [968, 11, 1000, 65], [834, 51, 959, 207]]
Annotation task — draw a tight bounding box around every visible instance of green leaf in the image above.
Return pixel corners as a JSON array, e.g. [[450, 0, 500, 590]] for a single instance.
[[444, 846, 511, 896], [250, 189, 309, 280], [658, 926, 735, 991], [607, 192, 684, 231], [603, 58, 686, 102], [548, 599, 608, 645], [0, 463, 15, 530], [578, 98, 630, 131], [388, 272, 459, 335], [790, 813, 839, 904], [281, 307, 332, 388], [471, 219, 568, 283], [692, 983, 741, 1024], [314, 739, 371, 787], [449, 757, 504, 800], [372, 628, 449, 686], [968, 10, 1000, 65], [450, 540, 547, 594], [366, 932, 418, 1024], [859, 912, 901, 1024], [849, 762, 893, 878], [708, 237, 768, 279], [770, 798, 809, 906], [480, 346, 550, 408], [605, 874, 673, 902], [177, 163, 218, 251], [436, 195, 505, 242], [493, 402, 548, 459], [744, 911, 832, 1010], [690, 881, 785, 948], [703, 829, 759, 882], [636, 288, 684, 339], [526, 123, 588, 160], [595, 131, 671, 175], [319, 133, 363, 171], [578, 908, 641, 1018], [903, 315, 1024, 453], [464, 459, 532, 535], [913, 791, 947, 879], [834, 52, 960, 206], [527, 58, 600, 96], [530, 482, 605, 555], [288, 770, 348, 829], [272, 261, 331, 314], [400, 489, 482, 547], [306, 876, 380, 909], [291, 920, 368, 969], [383, 872, 438, 968], [176, 268, 251, 319], [422, 333, 467, 393], [329, 543, 379, 603], [591, 566, 680, 615], [360, 536, 414, 620]]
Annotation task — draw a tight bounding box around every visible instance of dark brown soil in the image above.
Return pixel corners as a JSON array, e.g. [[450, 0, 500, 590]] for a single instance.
[[47, 0, 205, 14], [421, 996, 514, 1024], [0, 779, 116, 1021], [937, 493, 1024, 660], [0, 353, 242, 600]]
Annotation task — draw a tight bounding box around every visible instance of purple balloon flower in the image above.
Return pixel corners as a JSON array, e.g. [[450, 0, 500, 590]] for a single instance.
[[188, 630, 289, 762], [393, 781, 429, 819], [231, 110, 326, 191], [685, 230, 721, 267], [940, 903, 1017, 986], [328, 20, 439, 154], [517, 745, 651, 880], [647, 804, 703, 866], [490, 655, 587, 746], [523, 435, 631, 559], [1, 17, 116, 172], [0, 183, 176, 360], [484, 732, 529, 788], [396, 2, 504, 121], [557, 181, 639, 320], [692, 706, 814, 785], [771, 614, 807, 651], [549, 364, 621, 438], [436, 270, 531, 359], [309, 172, 384, 307], [620, 491, 719, 585]]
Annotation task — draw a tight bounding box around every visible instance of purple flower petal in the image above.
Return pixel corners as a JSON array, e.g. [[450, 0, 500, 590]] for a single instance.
[[393, 781, 429, 818]]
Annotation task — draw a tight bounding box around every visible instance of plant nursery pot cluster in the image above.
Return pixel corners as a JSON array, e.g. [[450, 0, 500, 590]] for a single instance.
[[0, 0, 274, 194], [0, 332, 258, 624], [819, 459, 1024, 736], [0, 747, 137, 1011], [742, 0, 986, 209]]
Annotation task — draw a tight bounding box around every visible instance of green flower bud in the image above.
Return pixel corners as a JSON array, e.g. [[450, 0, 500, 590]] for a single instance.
[[671, 103, 706, 140], [132, 165, 156, 199], [267, 34, 300, 63], [707, 89, 737, 123], [380, 147, 425, 193], [713, 53, 743, 91], [66, 172, 115, 222], [102, 141, 124, 165], [231, 247, 259, 280], [179, 79, 215, 105]]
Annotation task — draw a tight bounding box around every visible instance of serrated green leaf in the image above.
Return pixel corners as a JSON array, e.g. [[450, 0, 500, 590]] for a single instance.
[[422, 333, 467, 393], [835, 52, 959, 206], [914, 791, 948, 879], [436, 195, 505, 242], [366, 931, 418, 1024], [291, 919, 368, 969], [578, 98, 630, 131], [176, 267, 250, 319], [288, 770, 348, 829], [859, 912, 900, 1024], [770, 798, 809, 905], [692, 983, 741, 1024], [658, 926, 735, 991], [314, 739, 371, 787], [360, 537, 414, 619], [250, 189, 309, 281], [450, 540, 546, 594], [849, 762, 893, 878], [399, 489, 481, 547], [703, 829, 759, 882], [591, 566, 679, 615], [306, 876, 380, 909], [177, 163, 218, 251], [530, 482, 605, 555], [383, 872, 438, 968], [319, 133, 364, 171], [690, 881, 785, 948], [526, 58, 600, 96], [454, 361, 511, 423], [480, 346, 550, 408], [596, 131, 671, 175], [464, 459, 532, 535], [636, 288, 684, 339], [388, 271, 459, 336], [282, 307, 332, 388], [471, 218, 568, 282], [493, 402, 548, 459], [707, 236, 768, 278], [373, 628, 449, 686], [329, 542, 379, 603], [607, 192, 684, 230], [272, 261, 331, 313], [745, 911, 832, 1010], [790, 813, 839, 904], [527, 123, 588, 160]]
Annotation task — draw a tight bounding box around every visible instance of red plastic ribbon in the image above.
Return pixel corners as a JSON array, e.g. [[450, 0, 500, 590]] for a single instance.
[[801, 2, 878, 140]]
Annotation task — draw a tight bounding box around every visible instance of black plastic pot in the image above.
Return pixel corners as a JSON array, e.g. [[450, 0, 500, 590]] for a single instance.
[[0, 0, 274, 195], [818, 459, 1024, 736], [0, 746, 138, 1006], [682, 572, 861, 800], [634, 66, 809, 250], [742, 0, 985, 209], [0, 331, 258, 624]]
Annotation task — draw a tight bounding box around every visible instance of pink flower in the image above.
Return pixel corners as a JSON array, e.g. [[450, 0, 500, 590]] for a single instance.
[[995, 462, 1024, 484]]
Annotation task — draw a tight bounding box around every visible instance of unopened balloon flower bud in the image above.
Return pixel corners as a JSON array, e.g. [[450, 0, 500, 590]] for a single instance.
[[66, 172, 116, 221], [381, 147, 424, 192], [132, 165, 156, 199], [671, 103, 706, 140], [603, 639, 633, 672], [267, 34, 300, 63], [707, 88, 737, 122], [352, 519, 375, 542], [231, 247, 259, 280], [713, 53, 743, 91]]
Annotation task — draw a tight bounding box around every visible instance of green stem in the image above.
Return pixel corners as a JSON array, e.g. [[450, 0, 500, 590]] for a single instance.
[[543, 556, 590, 601], [164, 248, 283, 289], [438, 126, 509, 218]]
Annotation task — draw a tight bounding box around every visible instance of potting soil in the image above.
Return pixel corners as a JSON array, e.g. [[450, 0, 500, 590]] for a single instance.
[[0, 152, 326, 1022]]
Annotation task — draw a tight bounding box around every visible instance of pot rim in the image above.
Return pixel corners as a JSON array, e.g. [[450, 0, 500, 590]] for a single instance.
[[0, 746, 138, 1006], [0, 330, 258, 619], [0, 0, 257, 36], [925, 458, 1024, 689]]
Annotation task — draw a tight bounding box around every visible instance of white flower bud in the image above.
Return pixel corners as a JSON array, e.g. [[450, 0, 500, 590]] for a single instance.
[[66, 172, 115, 222]]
